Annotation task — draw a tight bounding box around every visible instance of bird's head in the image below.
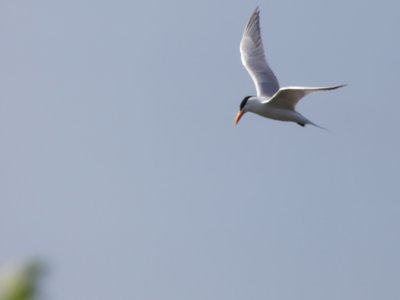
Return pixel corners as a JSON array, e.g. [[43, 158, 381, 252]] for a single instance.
[[234, 96, 253, 125]]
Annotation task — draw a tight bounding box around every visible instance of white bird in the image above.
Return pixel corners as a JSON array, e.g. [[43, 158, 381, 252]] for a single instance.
[[235, 8, 345, 127]]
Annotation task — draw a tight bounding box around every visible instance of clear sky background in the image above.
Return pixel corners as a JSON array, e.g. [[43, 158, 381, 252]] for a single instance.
[[1, 0, 399, 299]]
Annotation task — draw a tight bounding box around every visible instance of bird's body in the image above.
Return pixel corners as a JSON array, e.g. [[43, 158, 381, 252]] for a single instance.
[[245, 99, 311, 125], [235, 8, 345, 127]]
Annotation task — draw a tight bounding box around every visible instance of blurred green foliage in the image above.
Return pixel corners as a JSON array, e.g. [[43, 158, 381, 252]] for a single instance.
[[0, 261, 44, 300]]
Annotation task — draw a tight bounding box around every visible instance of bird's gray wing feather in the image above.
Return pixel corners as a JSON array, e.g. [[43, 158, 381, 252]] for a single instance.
[[240, 8, 279, 97], [265, 85, 346, 110]]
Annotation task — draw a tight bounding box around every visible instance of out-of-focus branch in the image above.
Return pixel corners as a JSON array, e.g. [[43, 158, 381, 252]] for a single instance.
[[0, 261, 45, 300]]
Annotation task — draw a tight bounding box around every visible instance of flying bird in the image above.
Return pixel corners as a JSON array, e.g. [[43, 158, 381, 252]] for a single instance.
[[235, 8, 345, 127]]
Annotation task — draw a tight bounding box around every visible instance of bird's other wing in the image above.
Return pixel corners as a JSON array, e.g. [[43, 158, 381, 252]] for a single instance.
[[240, 7, 279, 98], [265, 85, 346, 110]]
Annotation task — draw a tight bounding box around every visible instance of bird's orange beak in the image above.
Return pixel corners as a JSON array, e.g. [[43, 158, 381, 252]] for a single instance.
[[234, 111, 244, 125]]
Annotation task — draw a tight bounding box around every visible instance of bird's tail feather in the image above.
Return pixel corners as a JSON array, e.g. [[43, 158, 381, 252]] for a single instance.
[[301, 117, 328, 130], [308, 121, 327, 130]]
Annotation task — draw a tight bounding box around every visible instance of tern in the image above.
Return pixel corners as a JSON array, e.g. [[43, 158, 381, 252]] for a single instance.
[[235, 8, 345, 127]]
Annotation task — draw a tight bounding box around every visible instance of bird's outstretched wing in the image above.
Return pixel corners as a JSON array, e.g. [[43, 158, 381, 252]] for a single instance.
[[265, 85, 346, 110], [240, 8, 279, 98]]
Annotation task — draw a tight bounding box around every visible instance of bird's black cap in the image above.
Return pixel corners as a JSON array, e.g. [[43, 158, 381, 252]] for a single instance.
[[240, 96, 252, 111]]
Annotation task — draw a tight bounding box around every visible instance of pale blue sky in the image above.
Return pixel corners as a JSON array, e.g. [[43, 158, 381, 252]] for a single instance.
[[1, 1, 399, 299]]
